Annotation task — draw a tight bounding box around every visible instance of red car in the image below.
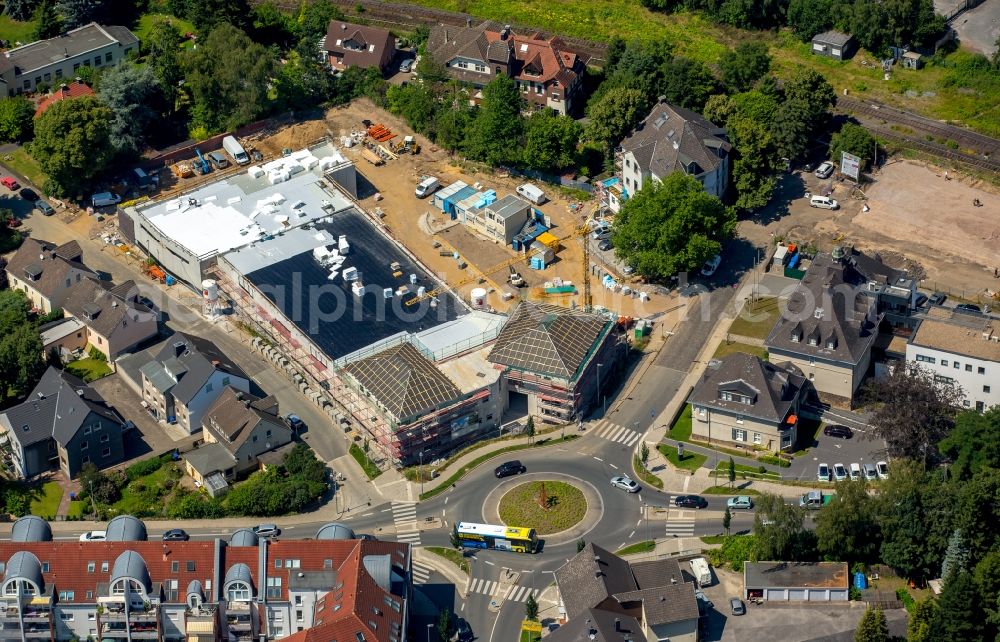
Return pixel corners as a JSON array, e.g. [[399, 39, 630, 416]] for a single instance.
[[1, 177, 20, 190]]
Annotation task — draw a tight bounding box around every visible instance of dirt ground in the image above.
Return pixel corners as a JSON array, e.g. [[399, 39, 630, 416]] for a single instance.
[[739, 159, 1000, 304]]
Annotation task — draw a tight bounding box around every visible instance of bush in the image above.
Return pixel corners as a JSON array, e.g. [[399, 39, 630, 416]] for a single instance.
[[125, 455, 167, 481], [87, 346, 107, 362]]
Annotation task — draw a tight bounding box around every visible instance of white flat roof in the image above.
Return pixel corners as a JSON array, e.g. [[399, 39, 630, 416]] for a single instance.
[[40, 317, 84, 345], [437, 347, 500, 394], [135, 143, 354, 259], [414, 310, 506, 357]]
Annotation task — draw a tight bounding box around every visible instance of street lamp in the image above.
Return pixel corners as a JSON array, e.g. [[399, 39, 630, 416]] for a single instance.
[[419, 450, 424, 496], [426, 622, 434, 642]]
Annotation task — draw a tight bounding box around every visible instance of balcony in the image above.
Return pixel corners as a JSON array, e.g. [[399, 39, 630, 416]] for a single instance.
[[23, 626, 51, 638]]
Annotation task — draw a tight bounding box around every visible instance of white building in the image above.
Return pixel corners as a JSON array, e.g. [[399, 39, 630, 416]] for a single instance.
[[906, 308, 1000, 412]]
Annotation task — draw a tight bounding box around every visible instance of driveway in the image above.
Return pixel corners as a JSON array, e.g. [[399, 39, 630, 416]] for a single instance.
[[786, 406, 886, 481]]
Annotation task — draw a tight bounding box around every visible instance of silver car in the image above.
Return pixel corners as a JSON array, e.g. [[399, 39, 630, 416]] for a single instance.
[[815, 161, 835, 179], [610, 475, 640, 493]]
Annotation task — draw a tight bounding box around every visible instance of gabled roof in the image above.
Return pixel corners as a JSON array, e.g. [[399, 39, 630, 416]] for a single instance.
[[613, 582, 700, 626], [324, 20, 395, 69], [202, 386, 288, 453], [689, 353, 806, 423], [34, 80, 95, 117], [488, 302, 611, 380], [554, 543, 637, 619], [142, 333, 246, 405], [4, 237, 93, 300], [545, 608, 647, 642], [63, 276, 154, 341], [0, 367, 121, 448], [343, 342, 462, 421], [621, 100, 731, 181]]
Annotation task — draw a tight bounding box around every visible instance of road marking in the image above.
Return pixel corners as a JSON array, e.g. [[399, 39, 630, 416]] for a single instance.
[[445, 497, 449, 505], [593, 456, 603, 462], [592, 419, 643, 446], [361, 512, 373, 517], [392, 501, 421, 546], [412, 561, 433, 584], [664, 519, 696, 537], [381, 508, 392, 513], [484, 560, 495, 566], [610, 463, 618, 470], [636, 519, 642, 526], [461, 603, 465, 612], [628, 530, 635, 538], [442, 509, 446, 516]]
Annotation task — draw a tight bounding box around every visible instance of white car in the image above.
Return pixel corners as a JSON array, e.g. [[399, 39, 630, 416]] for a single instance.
[[700, 254, 721, 277], [727, 496, 754, 510], [876, 461, 889, 480], [849, 463, 862, 481], [815, 161, 835, 179], [833, 463, 848, 482], [611, 475, 640, 493], [79, 530, 107, 542], [817, 463, 831, 482]]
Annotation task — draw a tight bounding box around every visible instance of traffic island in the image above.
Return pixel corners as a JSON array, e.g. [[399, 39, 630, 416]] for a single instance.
[[497, 480, 587, 535]]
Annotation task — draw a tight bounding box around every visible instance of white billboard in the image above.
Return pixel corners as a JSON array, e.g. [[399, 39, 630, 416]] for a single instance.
[[841, 151, 861, 180]]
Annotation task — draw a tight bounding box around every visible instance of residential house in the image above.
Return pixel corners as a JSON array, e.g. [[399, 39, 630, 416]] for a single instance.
[[62, 278, 158, 358], [828, 245, 918, 327], [811, 31, 856, 60], [426, 22, 587, 115], [688, 353, 808, 453], [323, 21, 396, 73], [39, 317, 88, 360], [612, 99, 731, 211], [0, 23, 139, 96], [765, 252, 883, 403], [467, 194, 533, 244], [487, 302, 626, 422], [744, 562, 849, 601], [184, 387, 294, 490], [137, 333, 251, 434], [33, 79, 94, 117], [5, 238, 94, 313], [0, 515, 411, 642], [553, 543, 699, 642], [906, 307, 1000, 412], [0, 367, 125, 479]]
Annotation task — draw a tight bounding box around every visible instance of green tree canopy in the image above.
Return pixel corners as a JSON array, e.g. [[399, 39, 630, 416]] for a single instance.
[[55, 0, 107, 29], [787, 0, 834, 40], [815, 481, 881, 563], [658, 57, 719, 112], [928, 571, 984, 641], [907, 597, 938, 642], [728, 115, 779, 210], [276, 47, 336, 111], [386, 82, 439, 135], [610, 172, 735, 279], [753, 492, 809, 560], [294, 0, 344, 42], [144, 17, 185, 111], [940, 408, 1000, 480], [854, 606, 889, 642], [183, 24, 277, 133], [32, 0, 61, 40], [464, 75, 523, 167], [720, 42, 772, 93], [584, 88, 646, 150], [29, 95, 114, 196], [4, 0, 39, 22], [0, 97, 35, 143], [782, 68, 836, 131], [523, 110, 582, 172], [97, 62, 161, 155], [830, 122, 878, 171], [251, 1, 296, 49]]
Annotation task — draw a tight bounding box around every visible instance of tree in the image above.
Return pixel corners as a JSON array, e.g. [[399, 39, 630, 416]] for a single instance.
[[172, 0, 251, 31], [277, 48, 336, 111], [941, 528, 970, 584], [251, 1, 296, 49], [32, 0, 61, 40], [144, 18, 185, 111], [782, 69, 836, 131], [610, 172, 735, 279], [974, 550, 1000, 634], [830, 122, 878, 171], [55, 0, 107, 29], [4, 0, 39, 22], [929, 571, 984, 641], [876, 460, 949, 580], [722, 506, 732, 535], [522, 111, 581, 172], [183, 24, 277, 133], [728, 115, 780, 210], [787, 0, 833, 40], [97, 62, 161, 156], [464, 75, 523, 167], [640, 442, 649, 468], [295, 0, 344, 42], [0, 97, 35, 142], [907, 597, 938, 642], [770, 98, 815, 161], [29, 95, 113, 196], [414, 53, 450, 85], [525, 416, 535, 443], [854, 606, 889, 642], [728, 457, 736, 488], [657, 57, 718, 111], [525, 592, 539, 621], [720, 42, 772, 93], [863, 362, 963, 464], [434, 105, 473, 153], [815, 481, 880, 563], [436, 608, 452, 642], [584, 88, 646, 151], [386, 82, 438, 135], [753, 492, 807, 560], [939, 408, 1000, 480]]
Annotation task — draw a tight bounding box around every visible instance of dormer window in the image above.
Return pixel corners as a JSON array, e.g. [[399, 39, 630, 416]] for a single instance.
[[808, 336, 818, 346], [791, 330, 802, 342], [826, 336, 837, 349]]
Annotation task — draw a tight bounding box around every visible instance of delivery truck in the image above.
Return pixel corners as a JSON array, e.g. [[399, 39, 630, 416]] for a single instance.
[[689, 557, 712, 587], [223, 135, 250, 165]]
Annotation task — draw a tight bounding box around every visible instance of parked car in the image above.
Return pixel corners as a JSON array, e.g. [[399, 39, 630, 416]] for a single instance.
[[700, 254, 721, 277], [674, 495, 708, 509], [849, 463, 862, 481], [928, 292, 947, 306], [815, 161, 835, 179], [824, 424, 853, 439], [253, 523, 281, 538], [876, 461, 889, 480], [399, 58, 414, 73], [727, 496, 754, 510], [817, 463, 831, 482], [863, 463, 878, 481], [622, 265, 635, 276], [956, 303, 982, 314], [162, 528, 189, 542], [695, 591, 714, 614], [286, 414, 305, 432], [914, 293, 928, 307], [452, 619, 473, 642], [729, 597, 746, 616], [1, 176, 20, 190], [36, 200, 55, 216], [91, 192, 121, 208], [611, 475, 640, 493], [809, 194, 839, 210], [597, 239, 613, 251], [79, 530, 107, 542], [591, 224, 611, 240], [833, 463, 848, 482], [494, 460, 526, 478], [18, 187, 38, 202]]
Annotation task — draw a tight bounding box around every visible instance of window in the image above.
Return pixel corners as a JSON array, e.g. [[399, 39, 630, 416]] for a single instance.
[[101, 434, 109, 443], [966, 364, 973, 372], [55, 68, 63, 78], [58, 590, 73, 600], [101, 562, 108, 572], [941, 360, 948, 367], [732, 429, 746, 442], [964, 400, 971, 407], [979, 367, 986, 374], [87, 562, 96, 573], [102, 448, 111, 457], [296, 610, 304, 622], [324, 559, 333, 569], [753, 433, 762, 445], [736, 414, 744, 424], [88, 612, 95, 620], [266, 430, 272, 438], [60, 612, 74, 621], [934, 375, 953, 385], [187, 561, 196, 572], [44, 72, 51, 81], [105, 52, 113, 63], [226, 581, 251, 601], [266, 577, 282, 599], [172, 562, 179, 573], [985, 386, 992, 393], [274, 558, 282, 568], [86, 592, 93, 599], [915, 355, 936, 364], [42, 562, 49, 572], [82, 455, 90, 464], [954, 361, 960, 369], [94, 56, 102, 66], [206, 382, 213, 392], [73, 63, 81, 71], [81, 441, 88, 450]]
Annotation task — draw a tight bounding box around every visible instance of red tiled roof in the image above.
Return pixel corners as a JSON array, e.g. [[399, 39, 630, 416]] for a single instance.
[[34, 82, 94, 118]]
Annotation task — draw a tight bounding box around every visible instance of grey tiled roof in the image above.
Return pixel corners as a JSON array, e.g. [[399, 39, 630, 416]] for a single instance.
[[689, 353, 805, 423], [621, 101, 730, 181], [203, 387, 288, 453], [343, 343, 462, 421], [813, 31, 854, 46], [143, 333, 246, 405], [184, 442, 236, 476], [5, 238, 93, 299], [63, 277, 154, 341], [765, 253, 882, 365], [488, 302, 611, 380], [613, 583, 700, 626], [554, 543, 636, 619], [628, 558, 684, 589], [545, 608, 646, 642], [7, 23, 138, 75]]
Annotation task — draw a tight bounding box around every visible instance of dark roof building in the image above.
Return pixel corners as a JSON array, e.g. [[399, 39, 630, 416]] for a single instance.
[[690, 353, 807, 423], [323, 21, 396, 72], [554, 543, 637, 619], [62, 277, 158, 357], [0, 367, 125, 479], [546, 608, 647, 642], [811, 31, 856, 60], [4, 238, 94, 312], [744, 561, 850, 601]]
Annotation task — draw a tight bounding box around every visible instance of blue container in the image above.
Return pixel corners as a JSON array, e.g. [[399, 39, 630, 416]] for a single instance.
[[165, 275, 176, 286], [854, 572, 867, 590]]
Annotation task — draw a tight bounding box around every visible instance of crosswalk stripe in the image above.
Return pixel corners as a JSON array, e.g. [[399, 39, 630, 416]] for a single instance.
[[470, 578, 482, 593], [665, 520, 696, 536], [510, 586, 526, 601], [620, 431, 640, 446], [608, 425, 628, 442]]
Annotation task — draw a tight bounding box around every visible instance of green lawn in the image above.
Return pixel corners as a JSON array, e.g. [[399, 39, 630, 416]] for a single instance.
[[64, 358, 113, 383], [67, 500, 86, 519], [29, 481, 62, 518], [0, 16, 38, 45], [700, 535, 727, 545], [135, 13, 197, 47], [425, 546, 471, 575], [3, 148, 46, 188], [520, 630, 541, 642], [111, 461, 181, 517], [657, 443, 707, 472], [632, 455, 664, 490], [498, 480, 587, 535], [713, 341, 769, 361], [713, 461, 781, 481], [668, 405, 692, 441], [701, 485, 762, 495], [728, 297, 781, 340], [350, 443, 383, 479], [615, 540, 655, 555]]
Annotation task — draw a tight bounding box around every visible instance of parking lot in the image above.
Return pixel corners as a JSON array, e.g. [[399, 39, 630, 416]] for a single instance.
[[785, 421, 888, 482]]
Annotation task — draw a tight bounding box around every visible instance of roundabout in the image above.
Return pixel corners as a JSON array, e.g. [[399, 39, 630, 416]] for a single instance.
[[497, 480, 587, 535]]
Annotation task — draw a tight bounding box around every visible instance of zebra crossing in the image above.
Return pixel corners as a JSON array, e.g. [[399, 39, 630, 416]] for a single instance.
[[664, 516, 696, 538], [467, 578, 539, 602], [412, 560, 433, 585], [391, 502, 421, 545], [591, 419, 642, 447]]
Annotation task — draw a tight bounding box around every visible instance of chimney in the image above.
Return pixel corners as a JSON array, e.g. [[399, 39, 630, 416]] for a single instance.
[[501, 25, 511, 40], [614, 618, 620, 632]]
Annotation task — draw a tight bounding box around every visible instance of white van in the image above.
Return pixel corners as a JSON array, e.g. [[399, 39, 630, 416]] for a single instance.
[[809, 195, 839, 210], [516, 183, 547, 205], [688, 557, 712, 587], [415, 176, 440, 198], [91, 192, 121, 208], [223, 135, 250, 165]]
